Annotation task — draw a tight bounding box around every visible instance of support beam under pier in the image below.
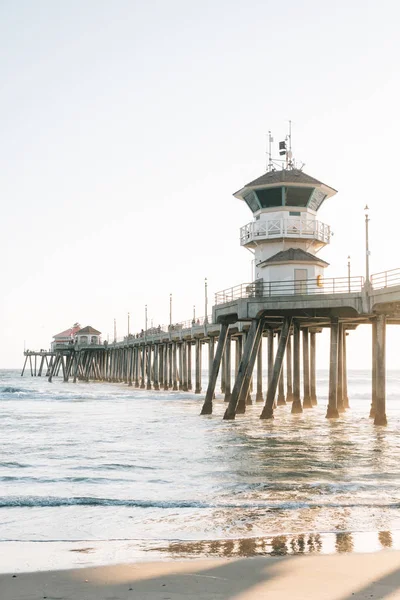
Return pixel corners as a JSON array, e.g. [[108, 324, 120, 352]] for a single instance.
[[374, 315, 387, 426], [195, 339, 202, 394], [223, 319, 263, 420], [326, 318, 340, 419], [291, 320, 303, 414], [310, 332, 317, 406], [224, 335, 232, 402], [256, 340, 263, 402], [260, 317, 292, 419], [201, 323, 229, 415], [302, 328, 312, 408]]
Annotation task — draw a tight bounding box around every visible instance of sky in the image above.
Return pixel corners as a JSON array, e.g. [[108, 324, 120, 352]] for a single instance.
[[1, 0, 400, 369]]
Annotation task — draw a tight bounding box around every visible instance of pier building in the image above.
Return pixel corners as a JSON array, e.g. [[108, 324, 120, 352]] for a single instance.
[[51, 323, 81, 351], [22, 141, 400, 427]]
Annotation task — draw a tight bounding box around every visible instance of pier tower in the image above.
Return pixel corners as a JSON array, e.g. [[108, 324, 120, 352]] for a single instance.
[[235, 165, 337, 293]]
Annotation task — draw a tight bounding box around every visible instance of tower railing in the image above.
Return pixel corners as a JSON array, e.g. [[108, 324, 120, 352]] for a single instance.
[[240, 217, 330, 245], [215, 276, 364, 305]]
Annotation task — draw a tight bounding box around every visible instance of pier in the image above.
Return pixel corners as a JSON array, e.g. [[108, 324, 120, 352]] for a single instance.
[[22, 267, 400, 426], [21, 150, 400, 426]]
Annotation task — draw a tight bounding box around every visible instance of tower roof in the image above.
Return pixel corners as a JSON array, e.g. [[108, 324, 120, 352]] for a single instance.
[[243, 169, 331, 189], [77, 326, 101, 335], [234, 168, 337, 213], [257, 248, 329, 268]]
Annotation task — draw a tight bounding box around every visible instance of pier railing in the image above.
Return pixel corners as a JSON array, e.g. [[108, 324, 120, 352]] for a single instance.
[[215, 276, 364, 305], [112, 315, 213, 344], [371, 269, 400, 289]]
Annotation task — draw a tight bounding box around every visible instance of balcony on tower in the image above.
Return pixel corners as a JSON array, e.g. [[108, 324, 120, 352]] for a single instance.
[[240, 216, 331, 249]]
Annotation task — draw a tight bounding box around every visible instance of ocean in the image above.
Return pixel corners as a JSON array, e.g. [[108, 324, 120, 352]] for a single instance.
[[1, 368, 400, 572]]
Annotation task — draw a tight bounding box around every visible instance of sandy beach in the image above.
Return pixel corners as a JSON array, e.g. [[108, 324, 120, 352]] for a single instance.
[[2, 552, 400, 600]]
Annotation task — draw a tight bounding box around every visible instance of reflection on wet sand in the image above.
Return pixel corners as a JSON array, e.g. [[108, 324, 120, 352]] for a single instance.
[[379, 530, 393, 548], [335, 532, 354, 553], [149, 530, 395, 558]]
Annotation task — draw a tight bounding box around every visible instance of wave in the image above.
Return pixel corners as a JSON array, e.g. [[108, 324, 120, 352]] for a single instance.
[[1, 496, 400, 510], [74, 463, 156, 471], [0, 496, 211, 508], [0, 386, 31, 396], [0, 462, 31, 468]]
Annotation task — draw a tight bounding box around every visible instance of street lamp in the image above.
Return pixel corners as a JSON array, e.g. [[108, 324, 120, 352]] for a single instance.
[[193, 304, 196, 324], [145, 305, 148, 333], [128, 312, 130, 337], [114, 318, 116, 343], [204, 278, 208, 324], [169, 293, 172, 329], [364, 205, 370, 286], [347, 255, 351, 292]]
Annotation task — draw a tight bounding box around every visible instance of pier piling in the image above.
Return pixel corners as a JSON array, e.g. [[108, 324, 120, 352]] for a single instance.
[[201, 323, 229, 415], [326, 318, 340, 418], [302, 328, 312, 408], [291, 320, 303, 414], [261, 317, 292, 419], [224, 335, 232, 402], [374, 315, 387, 426], [310, 331, 317, 405], [256, 341, 263, 402], [224, 319, 262, 420]]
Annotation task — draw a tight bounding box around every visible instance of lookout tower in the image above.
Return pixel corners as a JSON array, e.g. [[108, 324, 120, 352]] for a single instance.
[[235, 137, 337, 293]]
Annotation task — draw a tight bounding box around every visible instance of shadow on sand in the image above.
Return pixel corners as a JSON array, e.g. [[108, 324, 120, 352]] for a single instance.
[[2, 552, 400, 599]]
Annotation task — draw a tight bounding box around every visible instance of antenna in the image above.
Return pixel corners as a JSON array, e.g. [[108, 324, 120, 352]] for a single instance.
[[279, 120, 294, 169], [286, 119, 293, 168], [266, 131, 274, 172]]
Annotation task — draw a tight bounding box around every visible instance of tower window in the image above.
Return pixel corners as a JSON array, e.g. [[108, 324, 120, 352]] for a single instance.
[[308, 188, 327, 211], [255, 187, 283, 208], [285, 187, 313, 207], [243, 190, 261, 212]]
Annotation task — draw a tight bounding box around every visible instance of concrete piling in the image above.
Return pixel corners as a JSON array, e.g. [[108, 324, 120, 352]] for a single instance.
[[291, 320, 303, 414], [374, 315, 387, 426], [261, 317, 292, 419], [326, 318, 339, 419], [224, 319, 262, 420], [302, 328, 312, 408], [201, 323, 229, 415], [224, 335, 232, 402], [310, 331, 317, 406]]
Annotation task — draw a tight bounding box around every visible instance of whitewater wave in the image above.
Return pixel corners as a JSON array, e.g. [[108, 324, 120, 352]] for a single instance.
[[1, 496, 400, 510]]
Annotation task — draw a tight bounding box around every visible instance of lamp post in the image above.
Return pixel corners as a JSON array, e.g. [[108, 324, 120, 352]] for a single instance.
[[128, 312, 130, 337], [145, 305, 148, 333], [364, 205, 370, 286], [169, 293, 172, 329], [347, 256, 351, 292], [193, 305, 196, 324], [114, 318, 116, 343], [204, 278, 208, 324]]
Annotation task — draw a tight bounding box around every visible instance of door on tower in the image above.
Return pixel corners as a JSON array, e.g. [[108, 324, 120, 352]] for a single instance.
[[294, 269, 308, 294]]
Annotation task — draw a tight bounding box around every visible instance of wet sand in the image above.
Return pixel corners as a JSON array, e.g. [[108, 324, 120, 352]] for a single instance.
[[2, 551, 400, 599]]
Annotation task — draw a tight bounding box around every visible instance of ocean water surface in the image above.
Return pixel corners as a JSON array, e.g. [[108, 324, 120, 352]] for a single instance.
[[1, 368, 400, 571]]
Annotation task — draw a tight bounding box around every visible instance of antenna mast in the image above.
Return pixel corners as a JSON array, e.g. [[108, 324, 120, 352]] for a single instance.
[[286, 120, 293, 168], [267, 131, 274, 172]]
